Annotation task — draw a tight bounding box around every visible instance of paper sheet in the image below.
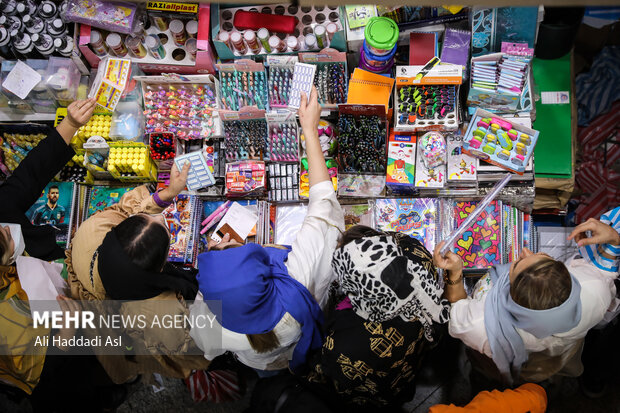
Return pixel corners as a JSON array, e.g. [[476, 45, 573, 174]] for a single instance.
[[2, 61, 42, 100], [211, 202, 258, 243]]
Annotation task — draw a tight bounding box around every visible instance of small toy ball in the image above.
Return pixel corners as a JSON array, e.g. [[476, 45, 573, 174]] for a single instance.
[[419, 131, 447, 168]]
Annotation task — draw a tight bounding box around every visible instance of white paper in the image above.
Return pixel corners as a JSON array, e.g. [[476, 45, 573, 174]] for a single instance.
[[541, 91, 570, 105], [16, 256, 67, 316], [211, 202, 258, 243], [2, 61, 42, 100]]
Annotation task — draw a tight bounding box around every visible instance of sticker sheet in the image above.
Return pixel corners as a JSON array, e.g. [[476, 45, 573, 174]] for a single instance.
[[375, 198, 438, 253], [288, 63, 317, 109], [453, 200, 502, 269], [175, 150, 215, 191]]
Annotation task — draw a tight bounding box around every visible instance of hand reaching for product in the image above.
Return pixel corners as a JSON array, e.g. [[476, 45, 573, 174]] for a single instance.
[[568, 218, 620, 247], [433, 241, 464, 273], [66, 98, 97, 128], [298, 86, 321, 138], [160, 162, 190, 202]]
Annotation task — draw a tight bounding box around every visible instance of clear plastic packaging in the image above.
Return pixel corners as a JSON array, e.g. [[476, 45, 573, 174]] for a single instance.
[[44, 56, 80, 106], [109, 101, 144, 142]]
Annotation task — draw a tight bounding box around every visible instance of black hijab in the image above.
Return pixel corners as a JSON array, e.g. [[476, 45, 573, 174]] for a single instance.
[[97, 229, 198, 301]]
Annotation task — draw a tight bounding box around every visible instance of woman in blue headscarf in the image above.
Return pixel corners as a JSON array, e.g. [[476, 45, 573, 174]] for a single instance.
[[190, 87, 344, 374], [433, 208, 620, 385]]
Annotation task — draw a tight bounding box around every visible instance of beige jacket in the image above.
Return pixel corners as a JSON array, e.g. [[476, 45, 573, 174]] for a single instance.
[[66, 186, 209, 384]]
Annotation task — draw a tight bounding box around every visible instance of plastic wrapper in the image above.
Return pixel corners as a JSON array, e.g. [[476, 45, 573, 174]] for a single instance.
[[44, 57, 80, 107], [342, 201, 375, 230], [64, 0, 138, 34], [533, 226, 578, 262], [337, 174, 386, 198], [374, 198, 439, 253], [274, 203, 308, 245], [109, 101, 144, 142]]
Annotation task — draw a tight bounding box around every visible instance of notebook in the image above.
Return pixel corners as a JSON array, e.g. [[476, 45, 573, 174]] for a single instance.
[[409, 32, 438, 65], [25, 181, 77, 247], [163, 194, 201, 266], [453, 200, 502, 269], [87, 186, 134, 217], [347, 68, 394, 112], [374, 198, 439, 253]]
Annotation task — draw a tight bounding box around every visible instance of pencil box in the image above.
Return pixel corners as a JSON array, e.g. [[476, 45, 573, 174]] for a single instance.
[[233, 10, 297, 34]]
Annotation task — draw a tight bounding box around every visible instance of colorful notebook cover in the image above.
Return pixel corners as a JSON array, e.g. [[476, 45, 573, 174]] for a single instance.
[[87, 186, 134, 217], [375, 198, 438, 253], [163, 194, 200, 266], [26, 181, 77, 246], [453, 200, 502, 269], [347, 69, 395, 111]]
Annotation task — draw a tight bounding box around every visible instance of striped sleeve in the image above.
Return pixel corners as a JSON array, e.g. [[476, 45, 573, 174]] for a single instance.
[[579, 207, 620, 273], [600, 207, 620, 257]]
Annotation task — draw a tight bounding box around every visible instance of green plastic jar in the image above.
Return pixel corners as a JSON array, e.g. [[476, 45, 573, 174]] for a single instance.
[[364, 16, 399, 56]]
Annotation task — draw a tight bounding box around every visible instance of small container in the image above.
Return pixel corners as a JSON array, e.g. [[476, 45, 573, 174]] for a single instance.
[[126, 35, 146, 58], [218, 31, 231, 48], [106, 33, 128, 57], [185, 37, 197, 61], [314, 25, 328, 49], [326, 22, 338, 40], [152, 15, 168, 31], [230, 31, 247, 54], [268, 35, 286, 53], [145, 34, 165, 59], [15, 1, 35, 16], [47, 18, 67, 37], [364, 17, 399, 56], [0, 0, 17, 15], [32, 32, 54, 56], [23, 14, 45, 34], [37, 1, 57, 20], [257, 28, 270, 52], [89, 30, 108, 56], [186, 20, 198, 39], [12, 30, 33, 56], [286, 36, 300, 52], [169, 19, 186, 47], [304, 34, 317, 50], [54, 35, 74, 57], [360, 42, 397, 69], [244, 30, 261, 54]]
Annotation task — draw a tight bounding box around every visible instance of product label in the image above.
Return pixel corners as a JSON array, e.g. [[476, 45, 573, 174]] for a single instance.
[[147, 2, 198, 13]]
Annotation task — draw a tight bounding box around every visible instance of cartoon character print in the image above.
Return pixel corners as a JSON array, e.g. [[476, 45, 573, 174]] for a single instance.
[[453, 200, 501, 269]]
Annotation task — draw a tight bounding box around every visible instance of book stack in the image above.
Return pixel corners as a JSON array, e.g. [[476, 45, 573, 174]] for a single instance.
[[471, 60, 498, 93], [497, 56, 528, 96]]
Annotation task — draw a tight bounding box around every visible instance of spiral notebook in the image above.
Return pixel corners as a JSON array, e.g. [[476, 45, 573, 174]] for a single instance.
[[25, 182, 77, 247], [347, 69, 394, 111]]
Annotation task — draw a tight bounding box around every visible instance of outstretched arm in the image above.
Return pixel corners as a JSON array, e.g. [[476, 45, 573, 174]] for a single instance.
[[0, 99, 96, 213], [299, 87, 330, 187]]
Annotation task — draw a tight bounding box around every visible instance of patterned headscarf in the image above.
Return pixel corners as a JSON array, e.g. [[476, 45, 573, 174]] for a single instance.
[[331, 233, 450, 341]]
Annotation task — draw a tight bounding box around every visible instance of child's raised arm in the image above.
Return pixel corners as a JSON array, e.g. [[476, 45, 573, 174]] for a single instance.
[[299, 87, 330, 188]]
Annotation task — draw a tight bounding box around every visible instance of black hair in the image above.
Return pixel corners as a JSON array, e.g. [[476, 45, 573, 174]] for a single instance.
[[337, 225, 383, 249], [49, 185, 59, 191], [114, 215, 170, 272]]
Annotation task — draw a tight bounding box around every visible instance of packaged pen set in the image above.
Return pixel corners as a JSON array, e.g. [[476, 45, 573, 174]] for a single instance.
[[394, 63, 463, 132]]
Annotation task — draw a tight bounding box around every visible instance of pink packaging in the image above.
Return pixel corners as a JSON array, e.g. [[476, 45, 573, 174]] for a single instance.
[[65, 0, 137, 34]]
